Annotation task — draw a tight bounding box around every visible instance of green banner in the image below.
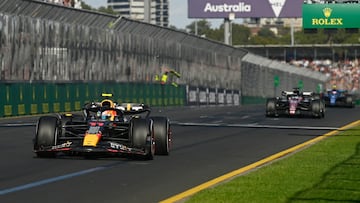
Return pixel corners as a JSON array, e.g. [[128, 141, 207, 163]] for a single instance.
[[302, 4, 360, 29], [274, 75, 280, 87], [0, 82, 186, 117]]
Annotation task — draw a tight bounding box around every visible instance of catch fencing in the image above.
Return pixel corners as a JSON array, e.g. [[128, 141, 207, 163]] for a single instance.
[[0, 0, 246, 90]]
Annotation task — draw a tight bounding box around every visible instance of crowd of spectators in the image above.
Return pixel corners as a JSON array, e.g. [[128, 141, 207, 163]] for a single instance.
[[43, 0, 82, 8], [289, 58, 360, 93]]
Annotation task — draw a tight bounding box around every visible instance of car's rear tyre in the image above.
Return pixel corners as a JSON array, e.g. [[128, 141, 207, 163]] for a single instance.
[[345, 96, 355, 108], [266, 98, 278, 117], [311, 100, 324, 118], [151, 116, 170, 155], [321, 100, 325, 118], [34, 116, 59, 158], [130, 118, 154, 160]]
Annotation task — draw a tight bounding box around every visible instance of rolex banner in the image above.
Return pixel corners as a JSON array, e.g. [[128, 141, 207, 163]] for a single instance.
[[303, 4, 360, 29]]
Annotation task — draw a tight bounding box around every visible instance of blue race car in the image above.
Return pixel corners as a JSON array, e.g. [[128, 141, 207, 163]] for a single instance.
[[323, 89, 355, 108]]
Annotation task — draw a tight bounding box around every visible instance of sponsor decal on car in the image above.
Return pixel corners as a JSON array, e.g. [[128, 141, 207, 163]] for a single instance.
[[83, 133, 101, 147], [109, 142, 128, 151], [51, 141, 72, 150]]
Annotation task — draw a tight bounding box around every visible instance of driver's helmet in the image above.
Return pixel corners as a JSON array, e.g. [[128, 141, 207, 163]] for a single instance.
[[101, 99, 117, 121], [293, 88, 300, 96], [332, 84, 337, 91]]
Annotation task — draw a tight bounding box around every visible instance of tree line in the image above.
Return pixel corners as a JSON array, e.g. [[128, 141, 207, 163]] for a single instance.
[[178, 19, 360, 46]]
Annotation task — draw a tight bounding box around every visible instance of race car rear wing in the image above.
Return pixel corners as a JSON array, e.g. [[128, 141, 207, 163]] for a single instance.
[[116, 103, 151, 117], [302, 92, 313, 96]]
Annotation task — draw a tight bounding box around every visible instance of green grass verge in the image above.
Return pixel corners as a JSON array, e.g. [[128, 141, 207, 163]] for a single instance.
[[185, 126, 360, 203]]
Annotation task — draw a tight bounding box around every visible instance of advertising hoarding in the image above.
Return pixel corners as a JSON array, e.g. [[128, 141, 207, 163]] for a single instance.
[[188, 0, 303, 19], [303, 4, 360, 29]]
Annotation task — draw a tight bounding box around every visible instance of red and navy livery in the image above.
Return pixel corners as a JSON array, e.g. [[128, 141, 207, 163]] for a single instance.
[[265, 88, 325, 118]]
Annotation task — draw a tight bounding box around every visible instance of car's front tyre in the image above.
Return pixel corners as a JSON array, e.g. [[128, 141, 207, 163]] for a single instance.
[[311, 100, 324, 118], [34, 116, 59, 158], [130, 118, 154, 160], [266, 98, 278, 117]]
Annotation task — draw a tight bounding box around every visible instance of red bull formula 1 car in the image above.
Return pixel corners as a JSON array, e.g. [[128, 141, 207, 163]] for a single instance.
[[266, 88, 325, 118], [33, 94, 171, 160]]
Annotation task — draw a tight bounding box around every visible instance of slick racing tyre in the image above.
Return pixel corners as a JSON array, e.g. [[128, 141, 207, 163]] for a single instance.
[[345, 96, 355, 108], [151, 116, 171, 155], [130, 118, 154, 160], [266, 98, 278, 117], [311, 100, 324, 118], [34, 116, 60, 158]]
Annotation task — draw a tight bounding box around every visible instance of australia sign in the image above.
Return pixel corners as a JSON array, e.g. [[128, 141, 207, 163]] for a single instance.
[[188, 0, 303, 18]]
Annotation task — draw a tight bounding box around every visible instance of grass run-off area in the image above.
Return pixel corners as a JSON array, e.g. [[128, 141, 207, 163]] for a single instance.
[[185, 125, 360, 203]]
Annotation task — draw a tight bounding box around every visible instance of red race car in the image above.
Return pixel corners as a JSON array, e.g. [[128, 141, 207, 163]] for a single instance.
[[266, 88, 325, 118]]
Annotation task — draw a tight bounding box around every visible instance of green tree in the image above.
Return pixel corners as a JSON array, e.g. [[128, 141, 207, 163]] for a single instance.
[[169, 25, 187, 32], [231, 24, 251, 45], [257, 27, 276, 38], [81, 1, 93, 10], [198, 23, 252, 45], [182, 21, 360, 46], [343, 32, 360, 44], [186, 20, 212, 36], [246, 28, 278, 44], [98, 6, 118, 15], [81, 2, 117, 15], [249, 35, 278, 45], [205, 27, 223, 42], [293, 29, 328, 44]]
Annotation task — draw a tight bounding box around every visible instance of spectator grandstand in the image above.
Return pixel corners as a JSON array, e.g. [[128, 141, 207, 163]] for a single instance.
[[290, 58, 360, 92], [237, 44, 360, 93]]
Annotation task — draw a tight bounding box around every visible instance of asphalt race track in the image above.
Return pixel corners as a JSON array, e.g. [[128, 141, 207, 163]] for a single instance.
[[1, 105, 359, 203]]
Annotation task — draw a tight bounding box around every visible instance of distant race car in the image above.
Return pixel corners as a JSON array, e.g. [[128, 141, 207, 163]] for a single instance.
[[266, 88, 325, 118], [323, 89, 355, 108], [33, 93, 171, 160]]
